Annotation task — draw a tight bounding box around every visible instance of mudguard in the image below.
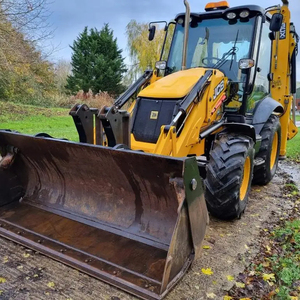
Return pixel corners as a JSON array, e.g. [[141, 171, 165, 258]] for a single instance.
[[252, 97, 284, 134]]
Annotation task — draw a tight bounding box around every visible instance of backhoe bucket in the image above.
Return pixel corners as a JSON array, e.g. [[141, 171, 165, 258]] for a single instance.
[[0, 131, 208, 300]]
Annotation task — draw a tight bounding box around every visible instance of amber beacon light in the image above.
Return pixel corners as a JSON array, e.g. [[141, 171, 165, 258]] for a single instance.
[[205, 1, 230, 11]]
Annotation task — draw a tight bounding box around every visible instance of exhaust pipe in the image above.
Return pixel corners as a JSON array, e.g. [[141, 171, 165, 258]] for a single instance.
[[182, 0, 190, 70]]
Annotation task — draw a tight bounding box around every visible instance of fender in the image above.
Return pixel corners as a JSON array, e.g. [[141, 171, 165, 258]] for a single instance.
[[220, 123, 256, 143], [252, 97, 284, 134]]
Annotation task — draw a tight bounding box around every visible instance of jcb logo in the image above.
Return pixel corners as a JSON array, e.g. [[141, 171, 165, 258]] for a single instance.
[[213, 80, 225, 100], [150, 111, 159, 120], [279, 23, 286, 40]]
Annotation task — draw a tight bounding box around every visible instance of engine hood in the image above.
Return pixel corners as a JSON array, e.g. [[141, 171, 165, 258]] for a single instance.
[[138, 68, 207, 99]]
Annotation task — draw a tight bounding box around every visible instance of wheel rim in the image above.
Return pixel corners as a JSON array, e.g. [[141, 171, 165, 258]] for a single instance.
[[270, 132, 278, 170], [240, 156, 251, 201]]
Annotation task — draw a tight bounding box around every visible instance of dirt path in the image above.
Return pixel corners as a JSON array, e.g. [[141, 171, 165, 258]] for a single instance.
[[0, 161, 299, 300]]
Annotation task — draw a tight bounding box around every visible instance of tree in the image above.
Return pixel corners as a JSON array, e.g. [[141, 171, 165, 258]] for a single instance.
[[54, 59, 71, 94], [126, 20, 173, 81], [0, 0, 53, 47], [0, 17, 55, 103], [66, 24, 127, 96]]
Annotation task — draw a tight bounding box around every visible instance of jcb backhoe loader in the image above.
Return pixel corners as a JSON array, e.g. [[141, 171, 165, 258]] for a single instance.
[[0, 0, 298, 299]]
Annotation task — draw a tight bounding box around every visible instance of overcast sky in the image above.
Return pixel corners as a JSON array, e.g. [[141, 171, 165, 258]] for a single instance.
[[48, 0, 300, 79]]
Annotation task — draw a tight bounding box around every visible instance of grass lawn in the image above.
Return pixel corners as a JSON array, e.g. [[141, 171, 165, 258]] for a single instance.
[[287, 131, 300, 161], [0, 102, 78, 141]]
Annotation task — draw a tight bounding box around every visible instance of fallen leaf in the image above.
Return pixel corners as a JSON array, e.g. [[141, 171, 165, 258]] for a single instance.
[[212, 280, 217, 285], [244, 244, 249, 250], [23, 253, 30, 258], [0, 277, 6, 284], [290, 297, 298, 300], [201, 268, 213, 275], [195, 285, 200, 290], [240, 298, 251, 300], [236, 282, 245, 288], [206, 292, 216, 298], [0, 290, 3, 295], [227, 275, 234, 281], [262, 261, 270, 268], [262, 273, 275, 282], [3, 256, 8, 263], [223, 296, 233, 300], [17, 265, 23, 270], [33, 274, 39, 278], [266, 245, 271, 253], [203, 245, 211, 249], [47, 282, 55, 288], [45, 292, 50, 296]]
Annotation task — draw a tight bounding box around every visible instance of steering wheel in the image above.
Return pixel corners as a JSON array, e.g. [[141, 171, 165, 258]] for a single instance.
[[201, 57, 222, 67]]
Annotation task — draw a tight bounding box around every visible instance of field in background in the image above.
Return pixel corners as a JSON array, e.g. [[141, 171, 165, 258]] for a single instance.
[[0, 102, 77, 141], [0, 92, 114, 141]]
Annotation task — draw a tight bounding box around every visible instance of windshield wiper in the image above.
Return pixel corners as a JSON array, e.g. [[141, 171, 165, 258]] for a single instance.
[[213, 30, 239, 70]]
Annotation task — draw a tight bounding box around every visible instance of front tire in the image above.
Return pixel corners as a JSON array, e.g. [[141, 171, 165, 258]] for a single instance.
[[204, 134, 254, 219], [253, 114, 281, 185]]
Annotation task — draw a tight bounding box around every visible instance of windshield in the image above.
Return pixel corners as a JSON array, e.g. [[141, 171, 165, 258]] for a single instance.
[[167, 17, 255, 83]]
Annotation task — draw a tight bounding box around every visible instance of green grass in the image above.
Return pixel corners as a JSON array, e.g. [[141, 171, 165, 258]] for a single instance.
[[296, 115, 300, 122], [287, 132, 300, 161], [270, 218, 300, 299], [0, 102, 78, 141]]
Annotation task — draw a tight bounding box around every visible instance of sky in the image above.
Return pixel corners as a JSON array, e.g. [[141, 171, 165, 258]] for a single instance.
[[48, 0, 300, 79]]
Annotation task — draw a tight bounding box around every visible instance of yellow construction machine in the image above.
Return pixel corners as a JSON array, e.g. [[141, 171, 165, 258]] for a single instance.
[[0, 0, 298, 299]]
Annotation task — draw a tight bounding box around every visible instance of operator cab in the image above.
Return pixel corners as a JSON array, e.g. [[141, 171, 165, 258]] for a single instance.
[[150, 2, 280, 114], [166, 4, 266, 99]]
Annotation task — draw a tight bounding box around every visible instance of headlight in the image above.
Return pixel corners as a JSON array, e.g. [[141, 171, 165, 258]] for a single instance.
[[239, 10, 250, 18], [177, 18, 184, 25], [155, 61, 167, 70], [239, 58, 255, 69], [226, 12, 237, 20]]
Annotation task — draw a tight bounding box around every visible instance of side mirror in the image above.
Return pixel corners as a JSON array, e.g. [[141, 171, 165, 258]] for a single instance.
[[148, 25, 156, 41], [269, 13, 283, 32]]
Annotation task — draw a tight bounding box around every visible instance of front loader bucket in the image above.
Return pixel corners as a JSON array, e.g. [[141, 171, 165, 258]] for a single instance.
[[0, 131, 208, 300]]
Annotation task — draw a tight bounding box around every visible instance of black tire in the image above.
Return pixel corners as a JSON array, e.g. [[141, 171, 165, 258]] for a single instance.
[[204, 134, 254, 219], [253, 115, 281, 185]]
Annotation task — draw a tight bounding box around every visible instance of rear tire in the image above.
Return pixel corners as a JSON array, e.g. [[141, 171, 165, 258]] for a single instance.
[[253, 115, 281, 185], [204, 134, 254, 219]]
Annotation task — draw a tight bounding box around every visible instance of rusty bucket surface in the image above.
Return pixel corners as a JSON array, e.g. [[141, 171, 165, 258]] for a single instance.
[[0, 131, 208, 300]]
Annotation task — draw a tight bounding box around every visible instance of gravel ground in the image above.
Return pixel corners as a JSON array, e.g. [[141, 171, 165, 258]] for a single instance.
[[0, 160, 299, 300]]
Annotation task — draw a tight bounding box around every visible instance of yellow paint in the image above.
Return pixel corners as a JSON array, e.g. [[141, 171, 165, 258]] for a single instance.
[[240, 156, 251, 201], [138, 68, 207, 99], [131, 69, 226, 158], [269, 5, 298, 156], [270, 132, 278, 169]]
